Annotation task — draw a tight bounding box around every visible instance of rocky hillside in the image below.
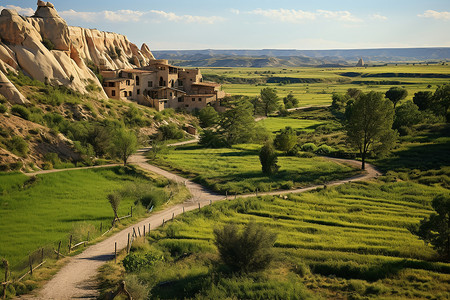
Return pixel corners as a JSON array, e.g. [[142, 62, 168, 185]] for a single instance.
[[0, 1, 154, 104], [0, 2, 195, 172]]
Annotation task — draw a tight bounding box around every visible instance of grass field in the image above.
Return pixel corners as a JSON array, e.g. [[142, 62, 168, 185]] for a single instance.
[[103, 178, 449, 299], [0, 167, 186, 271], [202, 64, 450, 107], [257, 117, 326, 133], [150, 143, 359, 194]]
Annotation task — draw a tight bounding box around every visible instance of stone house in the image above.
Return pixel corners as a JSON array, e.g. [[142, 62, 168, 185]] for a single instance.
[[101, 59, 226, 112]]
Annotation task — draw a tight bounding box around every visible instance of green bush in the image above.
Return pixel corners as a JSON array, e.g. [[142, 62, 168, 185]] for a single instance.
[[315, 144, 335, 155], [41, 38, 55, 50], [213, 222, 277, 273], [11, 105, 31, 120], [0, 104, 7, 113], [301, 142, 318, 152], [139, 189, 167, 208], [157, 123, 184, 140], [6, 136, 29, 157]]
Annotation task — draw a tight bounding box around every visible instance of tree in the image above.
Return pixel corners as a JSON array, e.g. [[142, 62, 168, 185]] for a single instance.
[[111, 128, 137, 166], [413, 91, 433, 111], [411, 194, 450, 260], [259, 142, 279, 175], [432, 85, 450, 121], [220, 101, 259, 145], [198, 106, 219, 128], [108, 193, 121, 226], [393, 101, 422, 132], [274, 126, 297, 153], [283, 92, 299, 109], [213, 222, 277, 273], [331, 93, 350, 111], [260, 87, 279, 116], [346, 88, 362, 100], [385, 87, 408, 108], [346, 91, 396, 170]]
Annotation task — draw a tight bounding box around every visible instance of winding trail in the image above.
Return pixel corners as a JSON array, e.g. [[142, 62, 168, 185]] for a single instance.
[[19, 133, 378, 299]]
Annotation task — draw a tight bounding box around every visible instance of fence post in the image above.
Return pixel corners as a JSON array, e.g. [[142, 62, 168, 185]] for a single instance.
[[114, 242, 117, 264], [68, 235, 72, 253], [148, 223, 151, 233], [143, 225, 146, 237], [57, 241, 61, 259], [127, 233, 130, 254], [29, 256, 33, 276], [137, 227, 141, 237], [132, 228, 136, 238], [198, 202, 201, 211], [41, 248, 44, 263], [172, 212, 174, 221], [131, 206, 133, 217], [2, 259, 8, 300], [162, 219, 165, 227]]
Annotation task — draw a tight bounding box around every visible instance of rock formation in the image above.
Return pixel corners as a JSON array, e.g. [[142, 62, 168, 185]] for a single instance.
[[356, 58, 364, 67], [0, 2, 155, 103]]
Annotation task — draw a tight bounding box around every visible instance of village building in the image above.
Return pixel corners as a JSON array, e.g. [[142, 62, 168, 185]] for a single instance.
[[101, 59, 226, 112]]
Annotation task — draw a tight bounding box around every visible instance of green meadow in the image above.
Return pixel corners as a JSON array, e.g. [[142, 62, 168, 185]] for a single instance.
[[0, 167, 182, 271], [150, 143, 359, 194], [104, 179, 449, 299], [202, 64, 450, 106]]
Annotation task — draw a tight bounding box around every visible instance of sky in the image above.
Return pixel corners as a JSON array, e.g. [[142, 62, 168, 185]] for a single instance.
[[1, 0, 449, 50]]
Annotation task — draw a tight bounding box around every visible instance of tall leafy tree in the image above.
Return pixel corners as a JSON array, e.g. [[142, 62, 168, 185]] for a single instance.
[[346, 91, 396, 170], [413, 91, 433, 111], [385, 87, 408, 108], [198, 106, 219, 128], [259, 141, 279, 175], [274, 126, 298, 153], [110, 128, 137, 166], [412, 194, 450, 260], [283, 92, 299, 109], [393, 101, 422, 132], [260, 87, 279, 116], [432, 85, 450, 121], [220, 101, 258, 145]]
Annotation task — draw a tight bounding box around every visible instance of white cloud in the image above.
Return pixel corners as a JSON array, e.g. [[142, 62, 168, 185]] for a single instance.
[[370, 13, 388, 21], [250, 8, 316, 22], [59, 9, 224, 24], [249, 8, 362, 23], [149, 10, 224, 24], [0, 5, 34, 16], [230, 9, 240, 15], [418, 10, 450, 20]]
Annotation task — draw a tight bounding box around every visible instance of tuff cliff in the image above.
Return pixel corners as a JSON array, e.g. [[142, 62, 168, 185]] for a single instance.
[[0, 1, 155, 103]]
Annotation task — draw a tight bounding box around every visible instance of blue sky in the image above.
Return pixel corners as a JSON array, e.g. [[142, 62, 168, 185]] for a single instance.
[[1, 0, 449, 50]]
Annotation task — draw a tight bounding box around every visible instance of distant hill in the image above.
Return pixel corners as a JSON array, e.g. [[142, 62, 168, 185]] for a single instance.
[[153, 48, 450, 67]]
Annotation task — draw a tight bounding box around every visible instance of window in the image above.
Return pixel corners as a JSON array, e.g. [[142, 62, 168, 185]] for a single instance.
[[179, 80, 183, 86], [159, 77, 164, 86], [112, 90, 115, 97], [136, 76, 140, 86], [129, 91, 132, 97], [123, 91, 127, 97], [108, 82, 115, 87], [170, 92, 172, 97], [178, 97, 183, 102], [137, 89, 140, 95], [192, 98, 195, 101], [126, 80, 130, 86], [185, 104, 189, 107], [148, 81, 152, 87], [198, 98, 202, 101]]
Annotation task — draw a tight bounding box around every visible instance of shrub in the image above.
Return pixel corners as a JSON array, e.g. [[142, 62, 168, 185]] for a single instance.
[[124, 275, 148, 300], [213, 221, 277, 273], [301, 142, 318, 152], [259, 142, 279, 175], [0, 104, 7, 113], [41, 38, 55, 50], [6, 136, 28, 157], [315, 144, 335, 155], [139, 189, 167, 208], [157, 123, 184, 140], [122, 254, 147, 272], [11, 105, 31, 120], [199, 129, 228, 148]]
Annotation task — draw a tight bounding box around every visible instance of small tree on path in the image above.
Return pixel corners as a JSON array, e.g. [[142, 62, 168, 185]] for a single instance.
[[110, 128, 137, 166], [259, 142, 279, 175], [108, 193, 121, 226]]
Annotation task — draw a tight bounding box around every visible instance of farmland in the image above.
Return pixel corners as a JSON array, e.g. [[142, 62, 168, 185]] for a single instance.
[[101, 179, 449, 299], [150, 143, 359, 194], [202, 64, 450, 106]]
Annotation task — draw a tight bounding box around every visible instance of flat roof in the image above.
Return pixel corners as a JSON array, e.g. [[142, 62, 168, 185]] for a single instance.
[[191, 82, 220, 87]]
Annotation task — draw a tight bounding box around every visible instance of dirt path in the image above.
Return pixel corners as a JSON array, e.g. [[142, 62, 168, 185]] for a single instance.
[[23, 147, 378, 299]]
